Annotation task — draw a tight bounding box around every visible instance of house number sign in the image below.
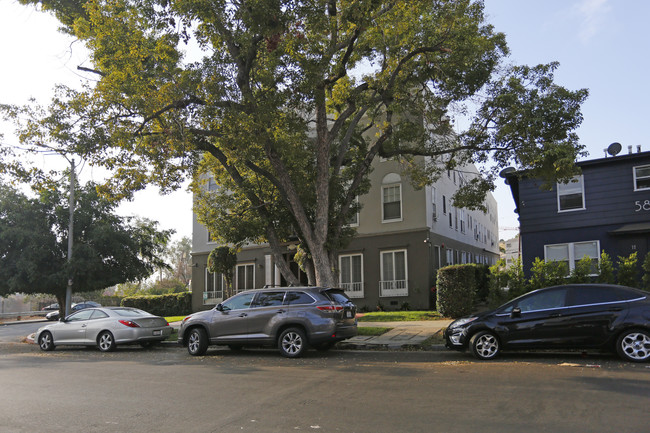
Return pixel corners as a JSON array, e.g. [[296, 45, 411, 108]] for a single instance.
[[634, 200, 650, 211]]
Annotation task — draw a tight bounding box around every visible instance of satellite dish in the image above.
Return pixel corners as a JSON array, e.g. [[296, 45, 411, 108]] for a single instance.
[[499, 167, 516, 178], [607, 142, 622, 157]]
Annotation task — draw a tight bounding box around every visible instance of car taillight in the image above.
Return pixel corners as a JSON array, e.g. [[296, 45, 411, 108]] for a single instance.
[[317, 305, 343, 312], [118, 320, 140, 328]]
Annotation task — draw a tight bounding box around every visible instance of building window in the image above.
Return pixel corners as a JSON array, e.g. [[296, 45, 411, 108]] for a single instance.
[[557, 175, 585, 212], [544, 241, 600, 276], [339, 254, 364, 298], [380, 249, 408, 297], [446, 248, 453, 265], [382, 184, 402, 222], [442, 195, 447, 214], [634, 165, 650, 191], [204, 270, 225, 305], [236, 263, 255, 292], [460, 209, 466, 233], [348, 196, 359, 227], [431, 187, 438, 222]]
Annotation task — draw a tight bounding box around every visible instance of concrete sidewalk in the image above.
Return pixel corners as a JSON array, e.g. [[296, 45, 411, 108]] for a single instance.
[[339, 320, 453, 350]]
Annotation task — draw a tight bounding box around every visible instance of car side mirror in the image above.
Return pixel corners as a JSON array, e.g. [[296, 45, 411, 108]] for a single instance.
[[216, 304, 223, 312], [511, 307, 521, 318]]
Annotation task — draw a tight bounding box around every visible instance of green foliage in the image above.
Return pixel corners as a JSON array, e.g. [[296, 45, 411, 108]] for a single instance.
[[597, 251, 615, 284], [642, 253, 650, 291], [487, 259, 510, 307], [470, 263, 491, 302], [120, 292, 192, 316], [9, 0, 588, 287], [145, 278, 188, 296], [569, 256, 595, 284], [207, 246, 238, 298], [0, 181, 170, 308], [528, 258, 567, 291], [616, 252, 639, 288], [436, 265, 476, 319]]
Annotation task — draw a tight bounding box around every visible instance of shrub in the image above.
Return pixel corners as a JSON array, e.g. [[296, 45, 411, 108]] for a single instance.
[[528, 258, 566, 291], [597, 251, 615, 284], [616, 252, 639, 287], [121, 292, 192, 316], [436, 265, 476, 318], [472, 263, 491, 302], [642, 252, 650, 291], [569, 255, 595, 284]]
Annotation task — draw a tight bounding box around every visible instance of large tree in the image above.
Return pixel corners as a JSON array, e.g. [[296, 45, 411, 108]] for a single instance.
[[10, 0, 588, 286], [0, 181, 171, 311]]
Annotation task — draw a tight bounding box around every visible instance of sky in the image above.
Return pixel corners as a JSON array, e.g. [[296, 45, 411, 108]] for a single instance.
[[1, 0, 648, 242]]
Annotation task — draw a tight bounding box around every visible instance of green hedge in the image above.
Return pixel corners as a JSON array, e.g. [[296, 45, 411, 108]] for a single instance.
[[120, 292, 192, 316], [436, 265, 476, 319]]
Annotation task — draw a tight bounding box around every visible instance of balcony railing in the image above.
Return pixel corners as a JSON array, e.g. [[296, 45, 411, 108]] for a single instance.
[[341, 282, 364, 298], [379, 280, 408, 297], [203, 291, 223, 305]]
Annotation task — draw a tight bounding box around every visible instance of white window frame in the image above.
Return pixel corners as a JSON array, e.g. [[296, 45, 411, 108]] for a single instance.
[[431, 187, 438, 222], [633, 165, 650, 191], [544, 240, 600, 276], [235, 263, 255, 293], [382, 184, 403, 222], [557, 175, 585, 212], [204, 269, 226, 305], [338, 253, 364, 298], [379, 249, 408, 297], [347, 195, 360, 227]]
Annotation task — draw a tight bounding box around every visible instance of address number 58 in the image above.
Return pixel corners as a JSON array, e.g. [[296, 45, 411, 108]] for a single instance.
[[635, 200, 650, 211]]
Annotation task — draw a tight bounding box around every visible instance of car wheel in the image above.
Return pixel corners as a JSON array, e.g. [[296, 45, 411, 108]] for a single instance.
[[38, 331, 55, 351], [97, 331, 116, 352], [278, 327, 307, 358], [187, 328, 208, 356], [616, 329, 650, 362], [469, 331, 500, 360]]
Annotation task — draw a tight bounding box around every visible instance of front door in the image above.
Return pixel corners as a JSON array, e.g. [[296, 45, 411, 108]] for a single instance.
[[54, 309, 95, 344]]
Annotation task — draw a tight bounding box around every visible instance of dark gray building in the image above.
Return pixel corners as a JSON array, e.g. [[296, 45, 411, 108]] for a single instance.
[[504, 147, 650, 279]]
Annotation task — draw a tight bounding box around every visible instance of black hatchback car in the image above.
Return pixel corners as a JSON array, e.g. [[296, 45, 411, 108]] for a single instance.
[[444, 284, 650, 362], [179, 287, 357, 358]]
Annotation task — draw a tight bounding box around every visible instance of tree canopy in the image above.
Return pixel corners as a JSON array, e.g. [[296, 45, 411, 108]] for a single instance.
[[8, 0, 588, 286], [0, 180, 171, 309]]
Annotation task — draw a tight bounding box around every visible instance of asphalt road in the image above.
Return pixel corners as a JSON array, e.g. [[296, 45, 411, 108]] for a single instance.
[[0, 321, 47, 343], [1, 341, 649, 433]]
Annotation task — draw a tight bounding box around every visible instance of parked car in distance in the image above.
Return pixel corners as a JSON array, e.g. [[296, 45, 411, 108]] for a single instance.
[[41, 303, 59, 311], [45, 301, 102, 321], [36, 307, 172, 352], [179, 287, 358, 358], [444, 284, 650, 362]]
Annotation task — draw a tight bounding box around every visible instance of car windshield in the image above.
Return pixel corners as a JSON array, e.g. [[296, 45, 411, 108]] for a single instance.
[[112, 308, 149, 317]]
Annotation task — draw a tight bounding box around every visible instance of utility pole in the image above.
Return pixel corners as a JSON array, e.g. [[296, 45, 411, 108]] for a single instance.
[[65, 158, 75, 317]]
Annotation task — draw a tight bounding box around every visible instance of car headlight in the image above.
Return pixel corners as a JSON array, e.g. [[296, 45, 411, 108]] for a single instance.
[[450, 317, 478, 329]]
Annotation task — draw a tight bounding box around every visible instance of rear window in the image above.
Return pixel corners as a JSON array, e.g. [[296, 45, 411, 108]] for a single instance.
[[568, 286, 646, 306], [253, 291, 285, 307], [322, 289, 351, 304], [285, 291, 315, 305], [112, 308, 148, 317]]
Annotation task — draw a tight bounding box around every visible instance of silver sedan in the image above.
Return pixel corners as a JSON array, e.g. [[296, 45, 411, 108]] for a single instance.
[[35, 307, 172, 352]]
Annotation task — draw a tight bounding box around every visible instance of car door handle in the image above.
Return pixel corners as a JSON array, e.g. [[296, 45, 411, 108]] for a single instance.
[[549, 313, 562, 318], [277, 309, 286, 314], [608, 307, 623, 312], [81, 324, 87, 328], [238, 313, 248, 318]]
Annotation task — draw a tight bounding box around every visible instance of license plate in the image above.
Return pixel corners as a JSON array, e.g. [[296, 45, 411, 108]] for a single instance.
[[153, 330, 162, 336], [346, 311, 353, 318]]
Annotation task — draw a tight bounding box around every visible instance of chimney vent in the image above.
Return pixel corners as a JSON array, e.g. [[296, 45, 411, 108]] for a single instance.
[[637, 145, 642, 153], [628, 145, 633, 154]]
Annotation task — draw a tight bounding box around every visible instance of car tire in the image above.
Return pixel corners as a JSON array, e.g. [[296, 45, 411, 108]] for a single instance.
[[187, 327, 208, 356], [616, 329, 650, 362], [38, 331, 55, 352], [278, 327, 307, 358], [97, 331, 116, 352], [469, 330, 500, 360]]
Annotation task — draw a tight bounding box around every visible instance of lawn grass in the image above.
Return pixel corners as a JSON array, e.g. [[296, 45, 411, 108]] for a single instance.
[[165, 315, 188, 323], [356, 311, 443, 322], [357, 326, 392, 336]]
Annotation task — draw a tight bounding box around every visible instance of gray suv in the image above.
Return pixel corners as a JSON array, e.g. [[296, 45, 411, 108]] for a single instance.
[[178, 287, 357, 357]]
